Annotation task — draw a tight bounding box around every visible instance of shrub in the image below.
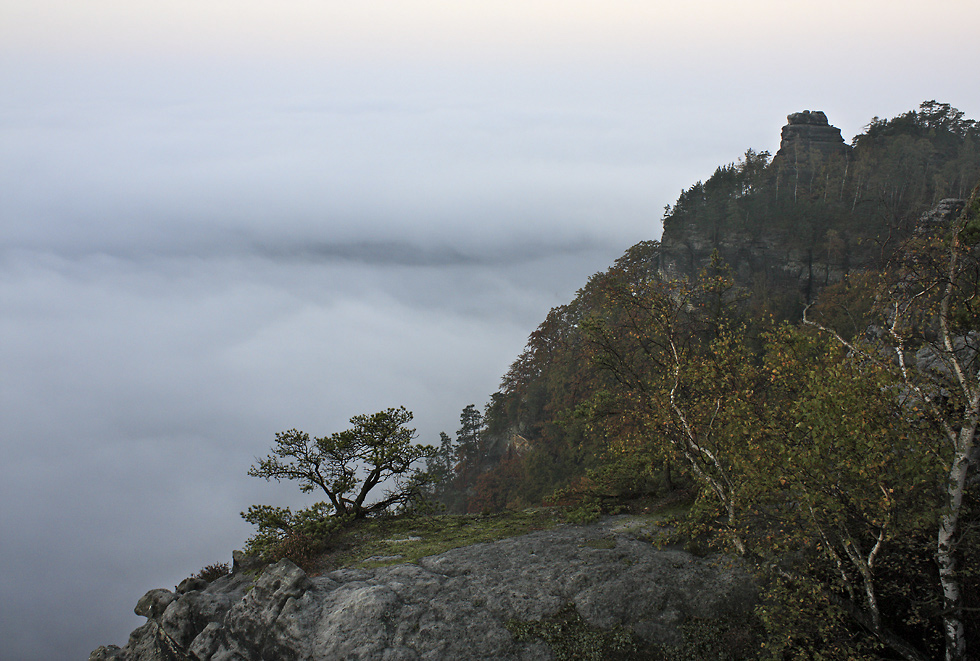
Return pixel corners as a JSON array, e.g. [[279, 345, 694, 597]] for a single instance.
[[241, 501, 349, 570], [192, 562, 230, 582]]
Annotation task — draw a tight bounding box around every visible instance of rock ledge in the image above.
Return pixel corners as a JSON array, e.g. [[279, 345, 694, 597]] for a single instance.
[[91, 516, 757, 660]]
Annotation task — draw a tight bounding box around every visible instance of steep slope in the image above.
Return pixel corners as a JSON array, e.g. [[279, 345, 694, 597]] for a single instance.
[[455, 102, 980, 513]]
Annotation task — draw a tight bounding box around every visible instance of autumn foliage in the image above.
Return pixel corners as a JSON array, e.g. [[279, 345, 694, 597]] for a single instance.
[[452, 105, 980, 659]]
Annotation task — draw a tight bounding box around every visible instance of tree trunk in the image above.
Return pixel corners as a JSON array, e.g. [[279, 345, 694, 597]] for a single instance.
[[938, 424, 975, 661]]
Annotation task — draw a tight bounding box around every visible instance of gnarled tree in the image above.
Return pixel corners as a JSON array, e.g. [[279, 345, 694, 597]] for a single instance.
[[248, 407, 437, 519]]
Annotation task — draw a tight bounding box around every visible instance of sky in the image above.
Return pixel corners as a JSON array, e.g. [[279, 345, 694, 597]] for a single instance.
[[2, 1, 979, 658]]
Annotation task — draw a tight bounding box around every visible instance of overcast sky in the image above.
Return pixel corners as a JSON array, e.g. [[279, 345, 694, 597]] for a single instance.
[[2, 1, 979, 658]]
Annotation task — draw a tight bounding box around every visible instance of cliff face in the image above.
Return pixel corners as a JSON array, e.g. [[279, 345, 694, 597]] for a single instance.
[[773, 110, 849, 164], [90, 517, 757, 660], [656, 111, 854, 308], [657, 109, 976, 314], [659, 222, 842, 303], [658, 110, 908, 311], [455, 104, 980, 518]]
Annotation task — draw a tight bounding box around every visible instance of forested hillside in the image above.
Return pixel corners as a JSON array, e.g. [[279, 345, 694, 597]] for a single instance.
[[437, 102, 980, 660]]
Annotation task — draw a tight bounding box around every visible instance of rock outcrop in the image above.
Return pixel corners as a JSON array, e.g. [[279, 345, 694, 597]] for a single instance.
[[773, 110, 849, 164], [656, 112, 972, 313], [659, 222, 832, 298], [90, 517, 757, 660], [657, 111, 857, 309], [916, 198, 967, 234]]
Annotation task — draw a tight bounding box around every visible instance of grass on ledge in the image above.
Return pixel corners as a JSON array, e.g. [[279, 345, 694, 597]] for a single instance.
[[311, 508, 567, 573]]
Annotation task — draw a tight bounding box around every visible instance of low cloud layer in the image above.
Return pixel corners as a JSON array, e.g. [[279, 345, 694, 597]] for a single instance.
[[1, 240, 623, 658]]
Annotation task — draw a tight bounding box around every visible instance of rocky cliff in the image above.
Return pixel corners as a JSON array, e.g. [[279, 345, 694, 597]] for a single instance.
[[773, 110, 849, 164], [656, 110, 971, 314], [657, 111, 854, 310], [90, 516, 757, 660]]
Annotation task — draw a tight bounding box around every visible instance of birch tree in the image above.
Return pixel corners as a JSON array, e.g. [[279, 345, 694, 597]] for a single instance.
[[585, 251, 969, 658], [582, 258, 756, 554], [806, 186, 980, 661]]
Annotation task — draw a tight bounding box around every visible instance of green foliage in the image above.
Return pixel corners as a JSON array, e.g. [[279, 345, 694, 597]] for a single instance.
[[664, 148, 772, 237], [663, 616, 764, 661], [507, 605, 763, 661], [497, 246, 965, 657], [801, 272, 879, 341], [475, 102, 980, 522], [453, 103, 980, 658], [247, 407, 437, 519], [753, 575, 879, 661], [564, 502, 604, 525], [241, 501, 349, 568], [242, 408, 438, 570], [420, 431, 457, 506], [549, 451, 674, 525]]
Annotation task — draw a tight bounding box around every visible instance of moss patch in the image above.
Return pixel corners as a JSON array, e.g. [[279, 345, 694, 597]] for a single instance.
[[582, 537, 617, 550], [312, 508, 564, 572], [506, 604, 648, 661], [249, 497, 690, 575]]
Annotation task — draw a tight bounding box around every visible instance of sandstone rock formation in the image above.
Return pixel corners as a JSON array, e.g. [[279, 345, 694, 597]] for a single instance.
[[656, 112, 966, 315], [916, 198, 967, 234], [90, 516, 757, 660], [774, 110, 849, 164], [656, 111, 857, 309]]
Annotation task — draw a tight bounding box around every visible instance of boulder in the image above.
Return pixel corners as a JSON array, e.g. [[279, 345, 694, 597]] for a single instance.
[[175, 577, 209, 595], [134, 589, 177, 620], [231, 549, 264, 574]]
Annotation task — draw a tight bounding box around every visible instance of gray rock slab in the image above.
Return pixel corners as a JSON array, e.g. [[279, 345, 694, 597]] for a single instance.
[[90, 516, 757, 660]]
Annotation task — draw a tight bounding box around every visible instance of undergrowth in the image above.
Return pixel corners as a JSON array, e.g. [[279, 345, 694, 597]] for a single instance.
[[192, 562, 230, 583], [506, 604, 763, 660], [506, 604, 646, 660]]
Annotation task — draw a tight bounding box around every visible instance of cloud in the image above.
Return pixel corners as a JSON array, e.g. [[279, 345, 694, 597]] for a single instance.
[[3, 241, 612, 658], [2, 59, 674, 266]]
